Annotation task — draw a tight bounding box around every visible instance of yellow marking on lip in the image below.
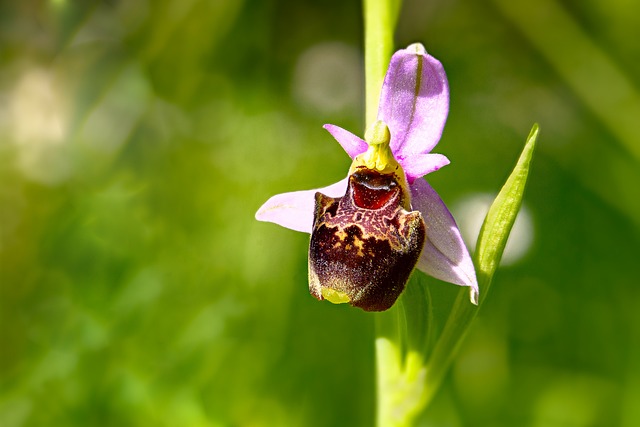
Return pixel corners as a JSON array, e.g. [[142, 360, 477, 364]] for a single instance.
[[335, 229, 348, 241], [353, 236, 365, 257], [322, 288, 350, 304]]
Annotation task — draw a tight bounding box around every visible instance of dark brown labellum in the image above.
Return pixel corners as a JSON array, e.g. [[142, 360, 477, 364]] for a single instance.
[[308, 168, 426, 311]]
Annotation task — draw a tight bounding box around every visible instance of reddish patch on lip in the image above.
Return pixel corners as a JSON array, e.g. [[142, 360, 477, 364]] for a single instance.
[[350, 169, 399, 210]]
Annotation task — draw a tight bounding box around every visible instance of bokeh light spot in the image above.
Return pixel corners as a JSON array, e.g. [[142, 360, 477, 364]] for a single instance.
[[452, 193, 534, 265], [292, 42, 363, 115], [9, 68, 72, 185]]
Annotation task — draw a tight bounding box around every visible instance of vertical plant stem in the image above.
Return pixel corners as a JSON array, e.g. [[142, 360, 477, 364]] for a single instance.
[[375, 308, 403, 427], [374, 277, 430, 427], [364, 1, 403, 426], [364, 0, 401, 130]]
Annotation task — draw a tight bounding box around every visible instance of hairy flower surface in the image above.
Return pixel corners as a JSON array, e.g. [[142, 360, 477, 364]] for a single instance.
[[256, 43, 478, 310]]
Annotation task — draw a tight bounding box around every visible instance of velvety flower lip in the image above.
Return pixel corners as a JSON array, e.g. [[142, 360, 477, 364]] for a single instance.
[[256, 43, 479, 305]]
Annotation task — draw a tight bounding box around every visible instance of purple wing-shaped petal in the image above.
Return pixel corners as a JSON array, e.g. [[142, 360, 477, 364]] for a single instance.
[[410, 178, 479, 304], [378, 43, 449, 158], [323, 124, 368, 159], [401, 153, 450, 183], [255, 178, 349, 234]]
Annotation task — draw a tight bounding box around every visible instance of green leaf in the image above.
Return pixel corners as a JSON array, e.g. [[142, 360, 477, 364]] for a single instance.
[[474, 123, 539, 295], [420, 123, 539, 409]]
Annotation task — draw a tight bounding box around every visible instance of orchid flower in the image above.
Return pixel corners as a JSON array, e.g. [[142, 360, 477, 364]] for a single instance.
[[256, 43, 478, 311]]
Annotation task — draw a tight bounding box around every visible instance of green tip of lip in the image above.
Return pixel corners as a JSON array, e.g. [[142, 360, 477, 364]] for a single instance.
[[322, 288, 351, 304]]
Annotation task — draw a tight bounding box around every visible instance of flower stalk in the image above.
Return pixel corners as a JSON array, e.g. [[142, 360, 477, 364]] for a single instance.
[[363, 0, 419, 425], [364, 0, 401, 129]]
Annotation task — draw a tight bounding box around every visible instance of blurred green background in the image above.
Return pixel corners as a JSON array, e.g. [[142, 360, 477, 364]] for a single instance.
[[1, 0, 639, 426]]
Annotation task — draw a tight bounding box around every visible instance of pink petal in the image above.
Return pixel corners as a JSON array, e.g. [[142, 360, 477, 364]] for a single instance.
[[378, 43, 449, 159], [410, 178, 479, 304], [323, 124, 368, 159], [400, 153, 450, 183], [255, 178, 349, 234]]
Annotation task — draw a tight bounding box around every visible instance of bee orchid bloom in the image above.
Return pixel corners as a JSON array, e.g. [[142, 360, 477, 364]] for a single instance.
[[256, 43, 479, 311]]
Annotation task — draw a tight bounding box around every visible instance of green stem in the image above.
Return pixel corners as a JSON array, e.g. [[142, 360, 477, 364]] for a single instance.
[[375, 312, 402, 427], [364, 0, 401, 130], [364, 1, 405, 425], [374, 276, 431, 427]]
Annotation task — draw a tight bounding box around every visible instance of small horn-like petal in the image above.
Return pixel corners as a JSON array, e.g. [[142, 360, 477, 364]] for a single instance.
[[323, 124, 368, 159], [399, 153, 450, 184]]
